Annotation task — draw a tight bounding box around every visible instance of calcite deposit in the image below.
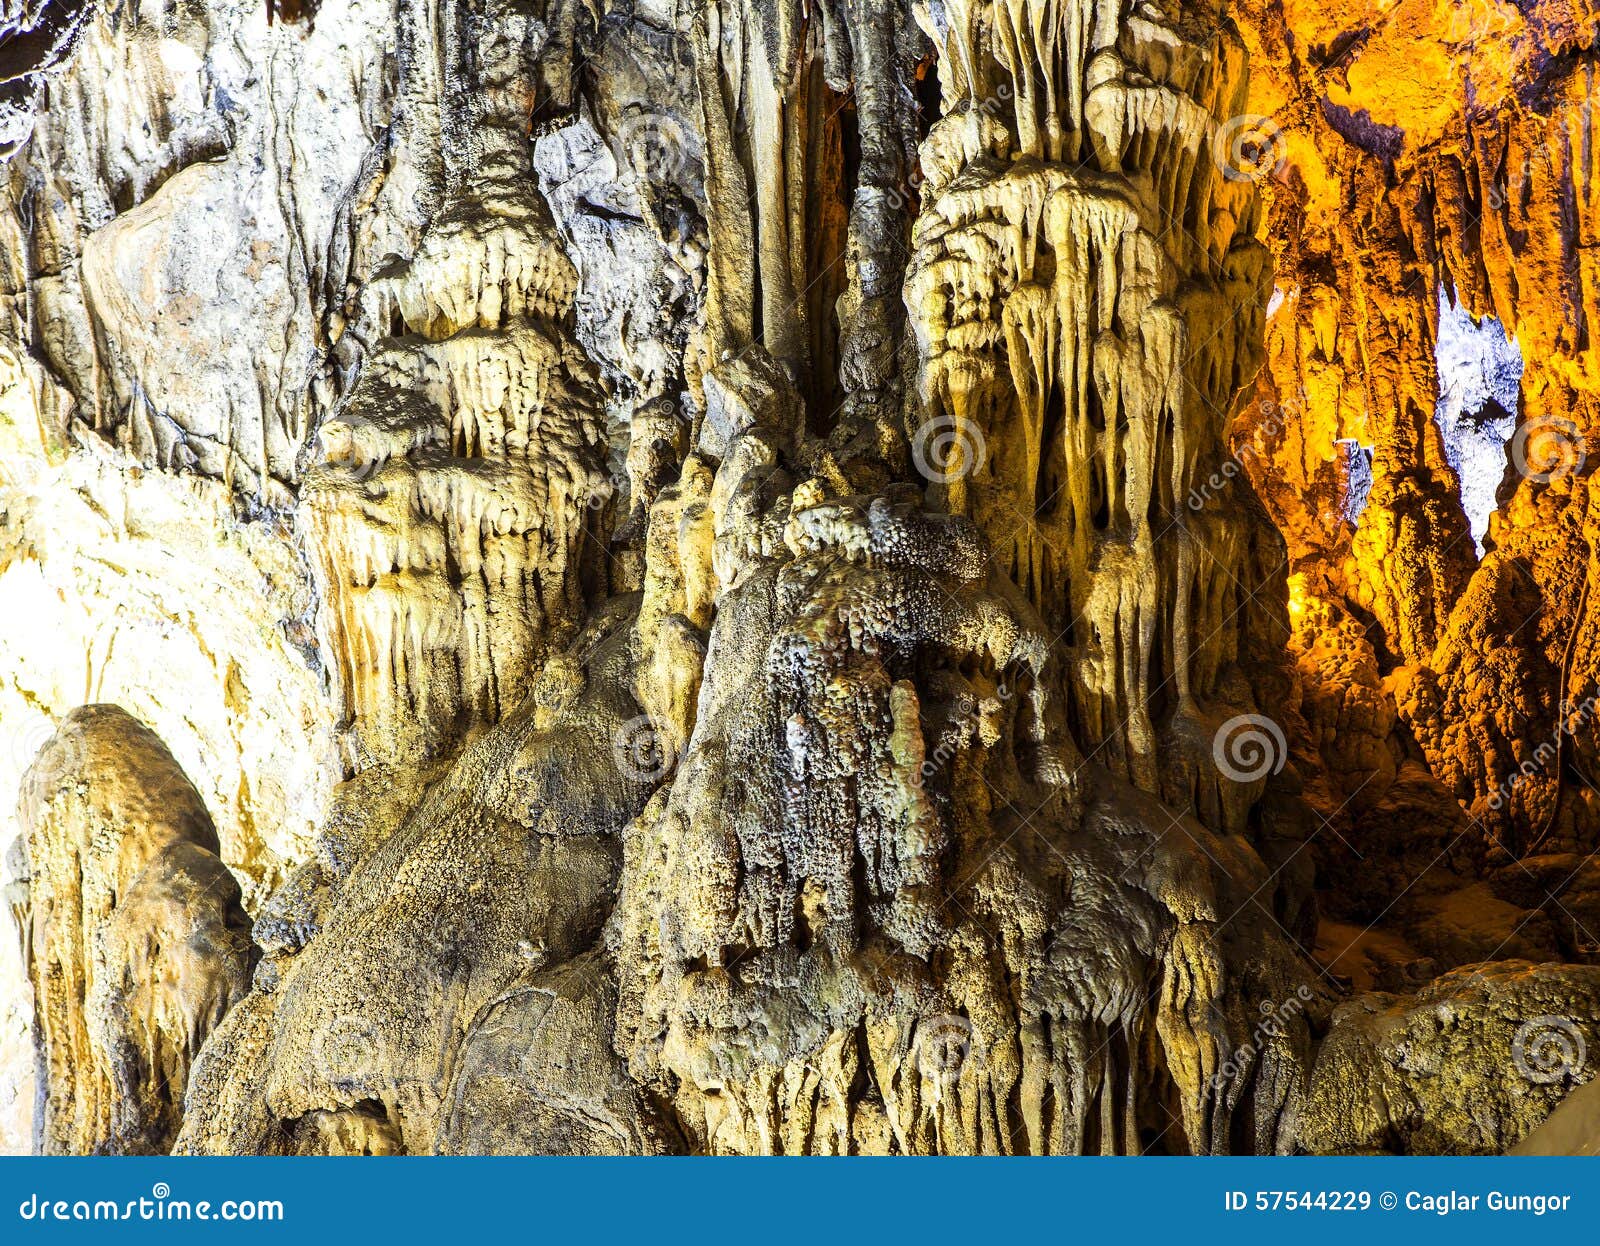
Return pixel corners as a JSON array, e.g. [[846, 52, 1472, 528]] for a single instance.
[[4, 0, 1600, 1156]]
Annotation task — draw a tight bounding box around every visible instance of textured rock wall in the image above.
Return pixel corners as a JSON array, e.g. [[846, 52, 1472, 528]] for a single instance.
[[2, 0, 1600, 1155], [21, 706, 253, 1154], [1219, 0, 1600, 968]]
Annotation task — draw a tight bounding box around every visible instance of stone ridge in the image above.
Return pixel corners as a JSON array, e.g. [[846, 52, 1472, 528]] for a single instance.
[[0, 0, 1598, 1155]]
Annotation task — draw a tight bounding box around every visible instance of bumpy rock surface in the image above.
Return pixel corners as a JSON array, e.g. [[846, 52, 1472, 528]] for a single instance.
[[3, 0, 1600, 1155], [19, 706, 253, 1154], [1303, 962, 1600, 1154]]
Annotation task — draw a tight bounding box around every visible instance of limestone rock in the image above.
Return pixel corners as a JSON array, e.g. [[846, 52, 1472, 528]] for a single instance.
[[3, 0, 1600, 1159], [1303, 961, 1600, 1155], [20, 706, 253, 1154]]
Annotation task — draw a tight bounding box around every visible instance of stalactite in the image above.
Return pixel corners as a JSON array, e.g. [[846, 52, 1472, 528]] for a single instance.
[[6, 0, 1600, 1162], [299, 6, 609, 764]]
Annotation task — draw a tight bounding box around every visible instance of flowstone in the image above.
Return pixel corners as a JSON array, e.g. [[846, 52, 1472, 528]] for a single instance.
[[4, 0, 1600, 1159]]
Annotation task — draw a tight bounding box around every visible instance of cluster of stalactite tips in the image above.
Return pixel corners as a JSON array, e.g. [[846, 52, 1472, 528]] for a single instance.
[[3, 0, 1600, 1156]]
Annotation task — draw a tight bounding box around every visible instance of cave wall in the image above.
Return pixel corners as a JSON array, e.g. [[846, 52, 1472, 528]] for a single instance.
[[1, 0, 1599, 1155]]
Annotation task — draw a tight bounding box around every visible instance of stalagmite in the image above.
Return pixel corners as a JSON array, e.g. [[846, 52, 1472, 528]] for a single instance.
[[2, 0, 1600, 1161], [19, 707, 253, 1154]]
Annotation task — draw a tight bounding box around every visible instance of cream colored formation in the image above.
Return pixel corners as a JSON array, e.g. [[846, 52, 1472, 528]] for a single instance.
[[1, 0, 1598, 1155], [19, 707, 252, 1154]]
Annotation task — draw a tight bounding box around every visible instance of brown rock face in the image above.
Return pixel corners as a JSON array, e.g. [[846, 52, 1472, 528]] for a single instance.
[[2, 0, 1600, 1157]]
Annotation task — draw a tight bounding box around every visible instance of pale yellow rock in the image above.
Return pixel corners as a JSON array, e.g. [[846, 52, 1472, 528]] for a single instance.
[[1, 0, 1598, 1160]]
